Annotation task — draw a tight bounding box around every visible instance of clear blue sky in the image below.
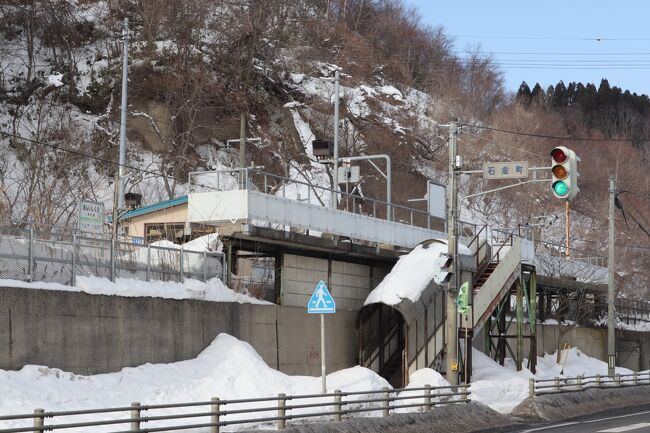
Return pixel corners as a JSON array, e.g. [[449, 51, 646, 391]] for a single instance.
[[407, 0, 650, 95]]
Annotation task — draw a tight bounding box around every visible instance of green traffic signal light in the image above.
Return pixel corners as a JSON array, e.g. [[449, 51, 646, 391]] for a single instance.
[[552, 180, 569, 196]]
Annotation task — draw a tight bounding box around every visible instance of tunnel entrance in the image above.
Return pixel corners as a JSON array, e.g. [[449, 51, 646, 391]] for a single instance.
[[357, 303, 406, 388]]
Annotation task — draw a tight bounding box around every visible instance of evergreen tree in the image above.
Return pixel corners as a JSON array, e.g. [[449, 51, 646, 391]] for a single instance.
[[530, 83, 546, 106], [566, 82, 576, 105], [516, 81, 532, 106], [551, 81, 568, 107]]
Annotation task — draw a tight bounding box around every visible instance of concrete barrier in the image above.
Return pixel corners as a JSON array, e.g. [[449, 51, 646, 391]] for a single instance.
[[0, 286, 358, 375]]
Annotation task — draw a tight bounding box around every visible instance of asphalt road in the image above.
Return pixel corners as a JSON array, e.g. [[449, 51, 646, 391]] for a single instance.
[[513, 407, 650, 433]]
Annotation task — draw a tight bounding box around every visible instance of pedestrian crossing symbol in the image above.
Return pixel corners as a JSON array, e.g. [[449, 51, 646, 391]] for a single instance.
[[307, 280, 336, 314]]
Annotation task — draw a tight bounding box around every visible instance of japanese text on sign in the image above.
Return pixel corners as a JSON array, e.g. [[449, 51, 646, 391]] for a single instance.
[[482, 161, 529, 180]]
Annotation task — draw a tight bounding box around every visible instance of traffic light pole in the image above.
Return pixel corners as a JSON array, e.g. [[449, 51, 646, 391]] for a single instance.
[[608, 175, 617, 377], [332, 70, 340, 210], [446, 121, 459, 386]]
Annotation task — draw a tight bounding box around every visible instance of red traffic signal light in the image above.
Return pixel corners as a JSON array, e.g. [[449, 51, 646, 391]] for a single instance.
[[550, 146, 579, 201], [551, 148, 567, 163]]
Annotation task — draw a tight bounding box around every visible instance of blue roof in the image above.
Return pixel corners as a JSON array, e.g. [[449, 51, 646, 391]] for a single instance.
[[119, 195, 188, 221]]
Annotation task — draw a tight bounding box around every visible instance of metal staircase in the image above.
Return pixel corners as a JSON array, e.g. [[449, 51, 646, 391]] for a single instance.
[[358, 303, 405, 387], [361, 228, 539, 386], [469, 232, 538, 374]]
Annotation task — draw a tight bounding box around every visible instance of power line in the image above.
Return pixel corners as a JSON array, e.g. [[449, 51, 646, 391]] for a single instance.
[[0, 131, 221, 192], [460, 123, 650, 143], [461, 130, 548, 160], [451, 35, 650, 42], [451, 50, 650, 56]]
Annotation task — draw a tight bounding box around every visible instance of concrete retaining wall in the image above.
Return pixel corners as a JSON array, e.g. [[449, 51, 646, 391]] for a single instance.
[[0, 287, 358, 375], [475, 322, 649, 371], [281, 253, 389, 311]]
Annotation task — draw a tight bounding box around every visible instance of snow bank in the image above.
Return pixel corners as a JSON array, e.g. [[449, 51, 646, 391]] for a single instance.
[[0, 334, 389, 431], [393, 368, 452, 413], [364, 240, 472, 306], [0, 276, 269, 304], [470, 347, 633, 414]]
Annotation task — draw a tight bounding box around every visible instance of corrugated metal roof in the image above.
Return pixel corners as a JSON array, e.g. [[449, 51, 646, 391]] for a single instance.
[[119, 195, 188, 221]]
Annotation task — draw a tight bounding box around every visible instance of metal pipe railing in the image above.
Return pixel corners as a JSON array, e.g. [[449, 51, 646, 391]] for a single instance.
[[529, 371, 650, 398], [187, 167, 435, 231], [0, 384, 471, 433]]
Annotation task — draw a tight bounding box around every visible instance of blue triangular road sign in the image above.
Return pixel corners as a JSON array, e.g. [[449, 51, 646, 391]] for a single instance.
[[307, 280, 336, 314]]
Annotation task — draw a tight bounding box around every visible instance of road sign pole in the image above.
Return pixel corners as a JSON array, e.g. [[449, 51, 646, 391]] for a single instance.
[[321, 313, 326, 393], [307, 280, 335, 393]]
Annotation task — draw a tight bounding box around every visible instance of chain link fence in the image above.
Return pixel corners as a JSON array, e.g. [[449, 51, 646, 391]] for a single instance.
[[0, 223, 226, 286]]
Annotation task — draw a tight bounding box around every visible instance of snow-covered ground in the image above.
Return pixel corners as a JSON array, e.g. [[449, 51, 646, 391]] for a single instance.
[[0, 276, 269, 304], [0, 334, 388, 432], [0, 331, 637, 431], [471, 347, 633, 413]]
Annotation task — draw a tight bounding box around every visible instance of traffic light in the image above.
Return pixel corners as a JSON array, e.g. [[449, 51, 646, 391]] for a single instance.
[[550, 146, 580, 201], [433, 253, 453, 285]]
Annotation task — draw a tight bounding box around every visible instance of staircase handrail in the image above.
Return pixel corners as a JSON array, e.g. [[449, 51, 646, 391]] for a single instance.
[[466, 224, 488, 251], [472, 226, 518, 286]]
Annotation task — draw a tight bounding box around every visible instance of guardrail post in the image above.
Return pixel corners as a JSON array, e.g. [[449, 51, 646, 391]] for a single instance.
[[424, 384, 431, 411], [33, 408, 44, 433], [27, 226, 34, 283], [71, 233, 77, 286], [462, 384, 468, 402], [596, 374, 602, 386], [382, 387, 390, 417], [141, 243, 149, 282], [634, 372, 638, 385], [130, 402, 141, 431], [334, 389, 342, 421], [203, 251, 208, 282], [529, 379, 535, 398], [616, 373, 621, 386], [277, 393, 286, 430], [554, 377, 560, 391], [179, 246, 184, 282], [577, 376, 583, 390], [211, 397, 220, 433]]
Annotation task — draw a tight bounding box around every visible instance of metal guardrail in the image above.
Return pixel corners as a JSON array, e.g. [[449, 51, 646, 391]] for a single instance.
[[189, 167, 442, 231], [0, 224, 226, 286], [0, 385, 471, 433], [529, 372, 650, 398], [616, 299, 650, 325]]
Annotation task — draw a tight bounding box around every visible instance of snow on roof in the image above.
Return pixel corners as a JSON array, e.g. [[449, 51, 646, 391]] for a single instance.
[[364, 240, 472, 307]]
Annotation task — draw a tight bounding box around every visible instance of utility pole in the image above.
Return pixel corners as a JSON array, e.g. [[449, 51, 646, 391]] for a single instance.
[[113, 17, 129, 238], [445, 120, 459, 386], [331, 70, 340, 210], [608, 175, 616, 377], [239, 112, 246, 169], [239, 112, 247, 188]]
